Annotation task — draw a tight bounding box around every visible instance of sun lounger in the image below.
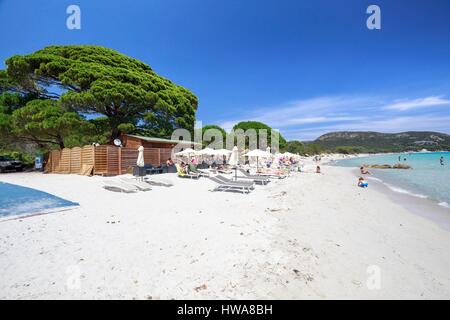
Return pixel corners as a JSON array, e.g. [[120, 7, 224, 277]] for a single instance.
[[255, 170, 288, 179], [236, 176, 270, 185], [103, 180, 138, 193], [119, 177, 152, 191], [144, 176, 174, 187], [175, 164, 200, 179], [197, 169, 211, 176], [215, 175, 255, 188], [208, 176, 253, 194], [217, 169, 232, 174], [237, 169, 270, 185], [189, 164, 210, 177]]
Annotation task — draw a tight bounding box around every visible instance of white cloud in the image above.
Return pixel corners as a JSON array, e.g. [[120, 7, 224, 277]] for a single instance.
[[284, 116, 366, 125], [211, 94, 450, 141], [218, 95, 377, 130], [383, 96, 450, 111]]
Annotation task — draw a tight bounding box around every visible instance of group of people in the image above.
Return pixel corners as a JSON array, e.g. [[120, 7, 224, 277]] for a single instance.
[[278, 156, 298, 167], [313, 161, 367, 187], [264, 157, 297, 169], [357, 166, 371, 188], [170, 154, 374, 189], [170, 156, 230, 175], [169, 153, 448, 190]]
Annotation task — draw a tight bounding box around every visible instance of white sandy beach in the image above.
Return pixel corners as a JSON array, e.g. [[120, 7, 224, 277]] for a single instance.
[[1, 162, 450, 299]]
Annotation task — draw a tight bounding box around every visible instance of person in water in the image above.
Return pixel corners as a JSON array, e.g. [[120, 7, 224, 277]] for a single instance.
[[358, 177, 369, 188], [440, 156, 445, 166]]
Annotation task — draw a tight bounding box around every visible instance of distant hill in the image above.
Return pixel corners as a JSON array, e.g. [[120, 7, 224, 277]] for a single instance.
[[313, 131, 450, 152]]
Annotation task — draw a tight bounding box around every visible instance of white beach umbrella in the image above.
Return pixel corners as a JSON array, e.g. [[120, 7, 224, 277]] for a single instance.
[[244, 149, 271, 157], [212, 149, 231, 165], [244, 149, 271, 170], [228, 146, 239, 166], [199, 147, 216, 156], [212, 149, 232, 156], [136, 146, 145, 167], [198, 147, 216, 164], [228, 146, 239, 180], [175, 148, 199, 156]]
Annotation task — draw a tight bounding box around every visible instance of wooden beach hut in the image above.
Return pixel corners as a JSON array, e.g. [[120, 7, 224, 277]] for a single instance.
[[44, 134, 200, 176]]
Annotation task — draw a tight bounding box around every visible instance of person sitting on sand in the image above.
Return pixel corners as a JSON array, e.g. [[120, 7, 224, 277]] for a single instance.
[[316, 165, 321, 174], [358, 177, 369, 188], [360, 166, 371, 175]]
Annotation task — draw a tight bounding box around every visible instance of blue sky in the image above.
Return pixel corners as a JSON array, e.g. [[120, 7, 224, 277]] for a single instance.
[[1, 0, 450, 140]]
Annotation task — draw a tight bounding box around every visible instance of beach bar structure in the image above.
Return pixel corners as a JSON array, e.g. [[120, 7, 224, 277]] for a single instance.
[[45, 134, 200, 176]]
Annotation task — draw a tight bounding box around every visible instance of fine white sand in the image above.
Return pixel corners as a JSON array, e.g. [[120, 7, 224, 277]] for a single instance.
[[1, 162, 450, 299]]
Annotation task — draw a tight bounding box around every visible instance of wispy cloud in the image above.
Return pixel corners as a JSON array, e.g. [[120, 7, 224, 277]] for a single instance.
[[214, 94, 450, 140], [219, 95, 378, 130], [382, 96, 450, 111]]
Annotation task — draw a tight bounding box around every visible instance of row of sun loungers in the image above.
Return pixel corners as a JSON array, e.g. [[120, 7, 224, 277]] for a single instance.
[[174, 165, 291, 193], [103, 164, 294, 194]]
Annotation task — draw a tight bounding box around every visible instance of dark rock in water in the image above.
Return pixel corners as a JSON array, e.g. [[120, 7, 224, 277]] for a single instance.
[[393, 163, 412, 169], [366, 164, 392, 169], [366, 163, 411, 169]]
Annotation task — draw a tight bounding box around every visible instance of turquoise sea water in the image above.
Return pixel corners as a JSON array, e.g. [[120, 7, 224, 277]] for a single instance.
[[0, 181, 78, 219], [335, 152, 450, 208]]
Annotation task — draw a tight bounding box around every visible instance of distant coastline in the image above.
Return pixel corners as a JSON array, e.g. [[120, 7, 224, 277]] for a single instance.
[[310, 131, 450, 154]]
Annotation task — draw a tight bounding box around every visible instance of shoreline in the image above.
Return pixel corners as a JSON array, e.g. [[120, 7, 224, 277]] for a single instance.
[[349, 168, 450, 231], [1, 167, 450, 299], [328, 152, 450, 217]]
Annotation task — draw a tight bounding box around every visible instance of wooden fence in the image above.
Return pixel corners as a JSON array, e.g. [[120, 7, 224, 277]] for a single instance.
[[45, 145, 173, 176]]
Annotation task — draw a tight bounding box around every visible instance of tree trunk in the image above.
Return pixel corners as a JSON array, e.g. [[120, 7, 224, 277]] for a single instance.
[[56, 134, 65, 149], [110, 128, 122, 143]]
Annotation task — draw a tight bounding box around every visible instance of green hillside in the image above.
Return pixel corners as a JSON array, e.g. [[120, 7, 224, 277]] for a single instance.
[[313, 131, 450, 153]]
